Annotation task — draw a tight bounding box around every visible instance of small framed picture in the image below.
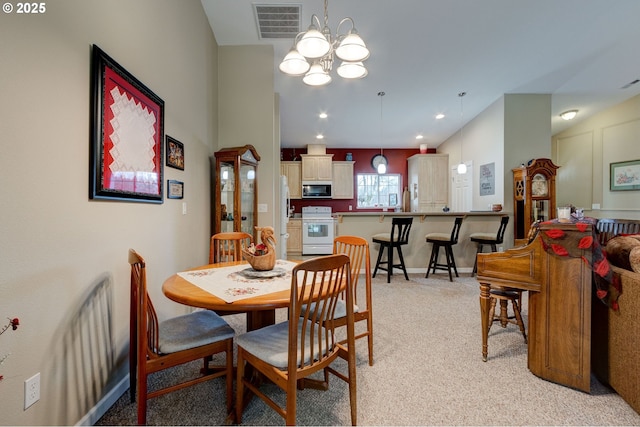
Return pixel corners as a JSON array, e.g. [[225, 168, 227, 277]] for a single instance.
[[166, 135, 184, 170], [167, 180, 184, 199], [389, 193, 398, 206]]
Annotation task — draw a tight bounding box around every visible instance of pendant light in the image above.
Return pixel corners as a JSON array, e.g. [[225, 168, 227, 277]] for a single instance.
[[377, 91, 387, 174], [457, 92, 467, 175]]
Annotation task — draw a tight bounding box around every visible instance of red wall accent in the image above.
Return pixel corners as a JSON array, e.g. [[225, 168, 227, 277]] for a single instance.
[[281, 147, 437, 213]]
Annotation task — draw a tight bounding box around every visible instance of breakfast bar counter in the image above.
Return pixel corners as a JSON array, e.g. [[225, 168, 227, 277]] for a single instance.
[[332, 211, 511, 272]]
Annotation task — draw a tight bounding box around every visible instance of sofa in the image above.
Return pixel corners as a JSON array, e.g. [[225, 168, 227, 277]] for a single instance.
[[592, 229, 640, 415]]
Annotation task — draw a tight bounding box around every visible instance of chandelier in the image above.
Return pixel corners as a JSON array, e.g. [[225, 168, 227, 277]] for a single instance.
[[278, 0, 370, 86]]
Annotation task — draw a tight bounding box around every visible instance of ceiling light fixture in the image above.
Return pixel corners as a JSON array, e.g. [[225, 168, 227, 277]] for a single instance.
[[319, 112, 328, 119], [416, 134, 424, 140], [560, 109, 578, 120], [435, 113, 445, 120], [376, 91, 387, 174], [278, 0, 369, 86], [457, 92, 467, 175]]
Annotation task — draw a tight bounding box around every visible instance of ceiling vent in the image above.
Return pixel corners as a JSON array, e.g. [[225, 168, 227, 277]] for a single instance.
[[254, 4, 301, 39]]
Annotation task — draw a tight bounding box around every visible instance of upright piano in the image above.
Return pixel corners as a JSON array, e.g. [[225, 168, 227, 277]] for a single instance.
[[476, 222, 595, 392]]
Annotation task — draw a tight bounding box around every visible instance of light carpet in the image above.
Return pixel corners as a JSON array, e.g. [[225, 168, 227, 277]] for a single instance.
[[96, 272, 640, 426]]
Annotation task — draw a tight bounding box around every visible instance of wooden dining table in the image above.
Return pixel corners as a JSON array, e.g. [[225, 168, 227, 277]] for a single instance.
[[162, 260, 295, 331]]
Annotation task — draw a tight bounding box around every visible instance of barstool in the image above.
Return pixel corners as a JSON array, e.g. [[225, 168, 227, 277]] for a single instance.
[[425, 217, 463, 282], [372, 217, 413, 283], [488, 287, 527, 343], [470, 215, 509, 276]]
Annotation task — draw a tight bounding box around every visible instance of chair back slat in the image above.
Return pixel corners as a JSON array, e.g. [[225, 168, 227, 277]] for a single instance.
[[334, 236, 370, 307], [210, 232, 253, 263], [290, 254, 351, 374], [495, 215, 510, 244], [128, 250, 160, 356], [391, 217, 413, 244], [450, 217, 464, 244]]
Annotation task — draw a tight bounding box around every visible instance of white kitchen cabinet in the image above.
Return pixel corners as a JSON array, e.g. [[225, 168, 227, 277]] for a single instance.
[[407, 154, 449, 212], [332, 161, 354, 199], [286, 218, 302, 255], [301, 155, 333, 181], [280, 161, 302, 199]]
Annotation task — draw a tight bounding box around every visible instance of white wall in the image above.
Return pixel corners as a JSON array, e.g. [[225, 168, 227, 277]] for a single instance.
[[0, 1, 217, 424], [554, 94, 640, 219]]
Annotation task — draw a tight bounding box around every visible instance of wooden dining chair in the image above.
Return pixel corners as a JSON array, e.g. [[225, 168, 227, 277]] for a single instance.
[[209, 231, 253, 264], [333, 235, 374, 366], [235, 254, 358, 426], [128, 249, 235, 425]]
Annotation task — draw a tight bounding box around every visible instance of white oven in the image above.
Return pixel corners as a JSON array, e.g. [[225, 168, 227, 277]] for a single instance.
[[302, 206, 335, 255]]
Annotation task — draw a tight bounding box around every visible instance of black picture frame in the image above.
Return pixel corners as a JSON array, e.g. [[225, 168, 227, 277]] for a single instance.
[[89, 45, 165, 203], [166, 135, 184, 170], [167, 180, 184, 199]]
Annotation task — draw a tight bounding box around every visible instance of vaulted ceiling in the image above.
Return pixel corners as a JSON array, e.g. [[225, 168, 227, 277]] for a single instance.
[[202, 0, 640, 149]]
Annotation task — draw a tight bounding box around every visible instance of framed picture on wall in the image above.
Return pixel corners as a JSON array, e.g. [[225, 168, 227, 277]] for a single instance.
[[389, 193, 398, 206], [167, 180, 184, 199], [610, 159, 640, 191], [166, 135, 184, 170], [89, 45, 165, 203]]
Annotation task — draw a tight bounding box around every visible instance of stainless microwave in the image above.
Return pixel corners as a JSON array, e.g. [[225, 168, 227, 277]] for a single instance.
[[302, 181, 332, 198]]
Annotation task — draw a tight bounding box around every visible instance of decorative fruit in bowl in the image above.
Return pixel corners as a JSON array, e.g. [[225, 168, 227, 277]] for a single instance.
[[491, 204, 503, 212]]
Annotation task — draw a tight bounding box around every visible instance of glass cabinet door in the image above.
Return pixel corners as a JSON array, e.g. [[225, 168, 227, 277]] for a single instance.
[[240, 163, 256, 234], [220, 161, 235, 233]]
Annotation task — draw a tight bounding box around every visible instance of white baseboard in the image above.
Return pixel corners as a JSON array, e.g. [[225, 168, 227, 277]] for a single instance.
[[75, 374, 129, 426]]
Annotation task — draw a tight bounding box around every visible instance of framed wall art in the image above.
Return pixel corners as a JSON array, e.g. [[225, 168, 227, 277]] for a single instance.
[[166, 135, 184, 170], [167, 180, 184, 199], [89, 45, 165, 203], [610, 159, 640, 191]]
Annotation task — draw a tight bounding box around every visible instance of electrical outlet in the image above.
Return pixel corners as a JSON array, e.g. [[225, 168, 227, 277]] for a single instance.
[[24, 372, 40, 409]]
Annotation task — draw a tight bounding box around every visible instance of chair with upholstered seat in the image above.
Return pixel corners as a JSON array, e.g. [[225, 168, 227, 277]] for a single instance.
[[235, 254, 357, 426], [209, 231, 252, 264], [470, 215, 509, 276], [333, 235, 374, 365], [372, 217, 413, 283], [425, 217, 464, 281], [128, 249, 234, 425]]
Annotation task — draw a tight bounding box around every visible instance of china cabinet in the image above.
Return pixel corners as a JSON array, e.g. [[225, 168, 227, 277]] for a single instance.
[[280, 161, 302, 199], [213, 145, 260, 241], [512, 158, 559, 246], [332, 161, 355, 199], [301, 154, 333, 181], [407, 154, 449, 212]]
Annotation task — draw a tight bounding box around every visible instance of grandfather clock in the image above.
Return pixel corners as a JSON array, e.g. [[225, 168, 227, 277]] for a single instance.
[[512, 158, 559, 246]]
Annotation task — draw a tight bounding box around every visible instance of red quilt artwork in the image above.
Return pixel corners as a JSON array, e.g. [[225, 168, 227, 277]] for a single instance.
[[101, 66, 162, 195]]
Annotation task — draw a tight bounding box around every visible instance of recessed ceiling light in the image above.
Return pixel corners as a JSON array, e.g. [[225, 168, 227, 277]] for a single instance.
[[316, 134, 324, 139], [416, 134, 424, 140], [319, 112, 328, 119], [560, 110, 578, 120], [435, 113, 445, 120]]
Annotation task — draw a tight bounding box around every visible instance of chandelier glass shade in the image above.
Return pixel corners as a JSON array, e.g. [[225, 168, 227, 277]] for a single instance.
[[279, 0, 369, 86]]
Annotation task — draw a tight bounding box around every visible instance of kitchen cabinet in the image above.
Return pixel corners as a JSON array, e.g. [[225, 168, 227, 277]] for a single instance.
[[280, 161, 302, 199], [407, 154, 449, 212], [332, 161, 355, 199], [212, 145, 259, 241], [301, 154, 333, 181], [512, 158, 559, 246], [286, 218, 302, 255]]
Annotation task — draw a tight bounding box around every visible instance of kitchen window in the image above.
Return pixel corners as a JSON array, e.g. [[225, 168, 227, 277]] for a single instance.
[[356, 173, 402, 208]]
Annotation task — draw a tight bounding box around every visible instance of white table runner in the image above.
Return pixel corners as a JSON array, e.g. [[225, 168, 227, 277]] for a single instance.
[[177, 259, 298, 303]]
